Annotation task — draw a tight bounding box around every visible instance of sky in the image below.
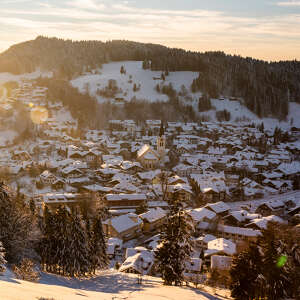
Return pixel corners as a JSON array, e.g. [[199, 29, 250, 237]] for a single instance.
[[0, 0, 300, 61]]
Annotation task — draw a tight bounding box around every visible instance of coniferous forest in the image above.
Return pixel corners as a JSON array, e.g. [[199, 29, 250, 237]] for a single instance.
[[0, 36, 299, 120]]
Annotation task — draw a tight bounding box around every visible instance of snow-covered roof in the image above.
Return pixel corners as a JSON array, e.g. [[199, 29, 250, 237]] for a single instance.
[[205, 201, 230, 214], [187, 207, 216, 223], [139, 207, 166, 223], [103, 213, 142, 233], [206, 238, 236, 256], [106, 193, 147, 201], [277, 161, 300, 175], [119, 251, 154, 275]]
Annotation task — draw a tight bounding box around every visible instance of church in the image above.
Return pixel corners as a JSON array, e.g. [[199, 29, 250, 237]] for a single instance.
[[137, 122, 166, 169]]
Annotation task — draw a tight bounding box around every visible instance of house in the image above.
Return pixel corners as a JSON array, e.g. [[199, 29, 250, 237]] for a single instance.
[[107, 237, 123, 259], [35, 192, 93, 212], [40, 170, 56, 185], [139, 208, 167, 233], [119, 251, 154, 275], [102, 193, 147, 212], [205, 238, 236, 262], [205, 201, 230, 217], [61, 166, 83, 178], [12, 150, 31, 161], [197, 222, 261, 243], [102, 213, 143, 241], [187, 207, 217, 226], [194, 234, 216, 250], [185, 258, 202, 275], [137, 123, 166, 169], [51, 178, 65, 190], [222, 210, 250, 226], [245, 215, 285, 230], [211, 255, 233, 271], [255, 201, 285, 216], [203, 238, 236, 267]]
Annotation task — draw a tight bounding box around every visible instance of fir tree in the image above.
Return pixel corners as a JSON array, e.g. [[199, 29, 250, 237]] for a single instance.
[[259, 224, 293, 300], [89, 212, 108, 274], [230, 243, 263, 300], [68, 213, 90, 277], [155, 192, 192, 286], [0, 182, 37, 264], [0, 241, 6, 273]]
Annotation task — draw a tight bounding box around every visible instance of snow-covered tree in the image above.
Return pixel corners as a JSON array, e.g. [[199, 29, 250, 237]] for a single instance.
[[68, 213, 90, 277], [0, 241, 6, 273], [230, 243, 263, 300], [0, 182, 38, 264], [89, 212, 108, 274], [155, 192, 192, 286], [230, 223, 300, 300]]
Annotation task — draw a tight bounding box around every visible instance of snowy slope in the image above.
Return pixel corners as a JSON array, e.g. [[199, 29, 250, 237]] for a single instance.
[[71, 61, 300, 130], [0, 70, 52, 85], [0, 130, 17, 147], [199, 99, 300, 131], [71, 61, 199, 104], [0, 269, 230, 300]]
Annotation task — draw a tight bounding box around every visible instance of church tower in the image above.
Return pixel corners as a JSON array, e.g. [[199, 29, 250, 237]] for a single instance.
[[157, 121, 166, 158]]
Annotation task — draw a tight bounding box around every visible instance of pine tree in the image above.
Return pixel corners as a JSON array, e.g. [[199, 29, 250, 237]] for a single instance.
[[155, 192, 192, 286], [230, 243, 263, 300], [259, 224, 293, 300], [68, 213, 90, 277], [53, 206, 71, 275], [0, 182, 37, 264], [0, 241, 6, 273], [89, 212, 108, 274]]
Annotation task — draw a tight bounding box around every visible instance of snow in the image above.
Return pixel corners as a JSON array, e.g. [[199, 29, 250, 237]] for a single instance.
[[0, 130, 17, 146], [199, 98, 300, 130], [0, 268, 230, 300], [139, 207, 166, 223], [0, 69, 52, 85], [70, 60, 300, 130], [71, 61, 198, 104]]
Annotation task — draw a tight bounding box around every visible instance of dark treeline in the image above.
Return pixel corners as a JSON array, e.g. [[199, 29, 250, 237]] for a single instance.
[[35, 77, 100, 128], [40, 205, 107, 277], [35, 77, 198, 128], [1, 36, 299, 119], [230, 223, 300, 300], [0, 182, 108, 278]]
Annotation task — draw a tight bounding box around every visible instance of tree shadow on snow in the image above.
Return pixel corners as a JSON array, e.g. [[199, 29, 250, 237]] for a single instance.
[[39, 270, 156, 294], [0, 269, 21, 284], [186, 286, 228, 300]]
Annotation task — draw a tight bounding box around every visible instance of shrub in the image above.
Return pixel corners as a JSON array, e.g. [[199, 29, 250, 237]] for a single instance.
[[13, 258, 39, 282]]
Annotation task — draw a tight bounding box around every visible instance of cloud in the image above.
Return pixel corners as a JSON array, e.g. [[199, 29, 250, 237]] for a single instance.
[[276, 1, 300, 6], [0, 0, 300, 60], [66, 0, 106, 10]]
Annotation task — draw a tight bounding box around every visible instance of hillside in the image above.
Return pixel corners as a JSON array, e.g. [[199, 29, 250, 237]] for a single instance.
[[0, 269, 230, 300], [70, 60, 300, 130], [0, 36, 300, 120]]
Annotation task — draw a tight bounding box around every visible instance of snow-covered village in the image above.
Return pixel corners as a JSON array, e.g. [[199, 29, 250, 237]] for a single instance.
[[0, 4, 300, 299]]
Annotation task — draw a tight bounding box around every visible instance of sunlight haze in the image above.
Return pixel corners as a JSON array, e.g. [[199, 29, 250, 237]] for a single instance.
[[1, 0, 300, 61]]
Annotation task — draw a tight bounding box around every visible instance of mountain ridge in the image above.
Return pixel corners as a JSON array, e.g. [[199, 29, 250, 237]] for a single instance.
[[1, 36, 300, 120]]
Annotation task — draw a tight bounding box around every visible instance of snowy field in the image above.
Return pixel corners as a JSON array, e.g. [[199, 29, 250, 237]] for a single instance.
[[0, 70, 52, 85], [0, 130, 17, 147], [71, 61, 199, 104], [0, 269, 230, 300]]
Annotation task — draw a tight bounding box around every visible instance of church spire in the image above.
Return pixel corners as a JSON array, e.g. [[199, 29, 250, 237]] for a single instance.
[[159, 120, 165, 136]]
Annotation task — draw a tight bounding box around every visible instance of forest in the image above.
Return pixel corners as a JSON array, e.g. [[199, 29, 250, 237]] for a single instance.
[[0, 36, 299, 119]]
